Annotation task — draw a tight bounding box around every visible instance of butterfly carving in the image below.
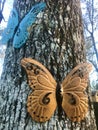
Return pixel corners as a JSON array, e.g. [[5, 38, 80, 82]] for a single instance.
[[13, 2, 46, 48], [21, 58, 92, 123], [0, 8, 18, 44]]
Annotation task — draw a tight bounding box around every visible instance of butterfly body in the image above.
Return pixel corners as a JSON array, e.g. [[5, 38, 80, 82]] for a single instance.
[[21, 58, 92, 122]]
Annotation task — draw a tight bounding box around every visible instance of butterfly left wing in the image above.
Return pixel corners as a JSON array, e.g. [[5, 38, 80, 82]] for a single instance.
[[0, 8, 18, 44], [21, 58, 57, 122], [61, 63, 92, 122]]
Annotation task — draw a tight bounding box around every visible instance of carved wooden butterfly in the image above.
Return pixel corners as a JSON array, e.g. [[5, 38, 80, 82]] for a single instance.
[[21, 58, 92, 123]]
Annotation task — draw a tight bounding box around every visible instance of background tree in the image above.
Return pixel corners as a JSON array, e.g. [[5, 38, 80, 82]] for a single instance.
[[81, 1, 98, 127], [0, 0, 97, 130], [81, 0, 98, 88]]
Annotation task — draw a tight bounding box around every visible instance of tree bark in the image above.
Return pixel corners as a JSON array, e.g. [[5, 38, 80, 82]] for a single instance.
[[93, 102, 98, 129], [0, 0, 97, 129]]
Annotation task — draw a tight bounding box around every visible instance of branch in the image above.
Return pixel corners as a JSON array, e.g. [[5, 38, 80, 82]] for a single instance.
[[1, 0, 6, 12]]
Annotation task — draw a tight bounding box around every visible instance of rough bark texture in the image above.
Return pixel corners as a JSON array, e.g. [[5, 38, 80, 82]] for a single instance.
[[0, 0, 97, 130], [93, 102, 98, 129]]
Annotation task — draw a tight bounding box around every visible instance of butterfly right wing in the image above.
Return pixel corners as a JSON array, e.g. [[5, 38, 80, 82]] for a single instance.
[[61, 63, 92, 122], [21, 58, 57, 122]]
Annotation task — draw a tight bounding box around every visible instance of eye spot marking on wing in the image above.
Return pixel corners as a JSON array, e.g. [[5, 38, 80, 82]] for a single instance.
[[26, 63, 34, 70], [33, 112, 36, 114], [41, 92, 51, 105], [34, 68, 40, 75], [69, 95, 76, 105], [32, 111, 48, 121], [33, 86, 36, 88]]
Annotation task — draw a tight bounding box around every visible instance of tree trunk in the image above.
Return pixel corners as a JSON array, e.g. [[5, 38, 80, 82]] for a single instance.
[[0, 0, 97, 129], [93, 102, 98, 129]]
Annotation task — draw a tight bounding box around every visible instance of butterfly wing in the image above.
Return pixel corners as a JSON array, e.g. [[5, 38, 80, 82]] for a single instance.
[[21, 58, 57, 122], [13, 2, 46, 48], [0, 8, 18, 44], [61, 63, 92, 122]]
